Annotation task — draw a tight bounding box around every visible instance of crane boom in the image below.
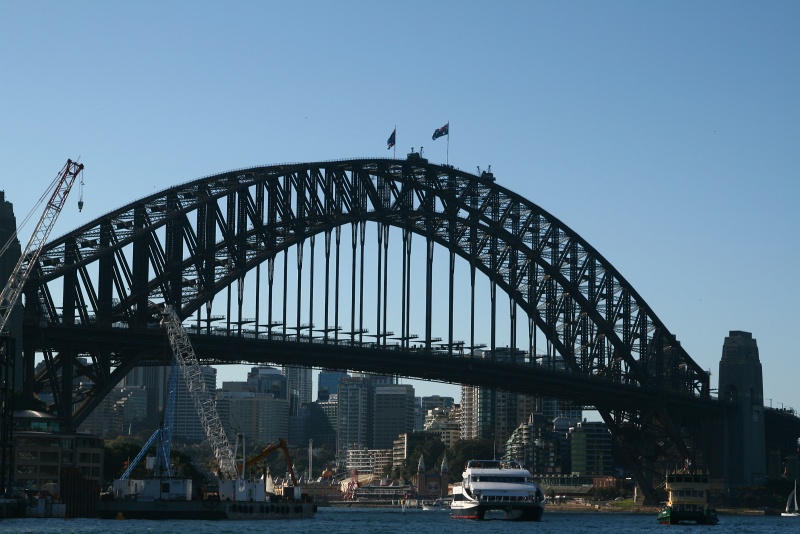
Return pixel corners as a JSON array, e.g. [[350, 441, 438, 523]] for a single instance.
[[239, 437, 299, 486], [161, 305, 237, 479], [0, 159, 84, 333]]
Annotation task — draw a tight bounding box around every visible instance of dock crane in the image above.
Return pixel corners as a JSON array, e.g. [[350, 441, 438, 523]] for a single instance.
[[0, 159, 84, 333], [119, 305, 242, 481], [119, 359, 178, 480], [161, 305, 238, 479]]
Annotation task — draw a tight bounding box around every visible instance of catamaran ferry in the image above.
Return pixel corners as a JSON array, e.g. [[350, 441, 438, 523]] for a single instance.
[[450, 459, 545, 521]]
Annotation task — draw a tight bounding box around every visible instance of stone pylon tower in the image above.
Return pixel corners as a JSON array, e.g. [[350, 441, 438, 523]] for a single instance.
[[718, 330, 766, 486]]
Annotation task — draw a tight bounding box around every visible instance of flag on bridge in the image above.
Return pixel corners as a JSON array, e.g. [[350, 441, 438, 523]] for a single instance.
[[432, 122, 449, 140], [387, 128, 396, 149]]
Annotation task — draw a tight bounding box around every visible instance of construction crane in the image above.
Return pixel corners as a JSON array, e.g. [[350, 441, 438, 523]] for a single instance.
[[0, 159, 84, 333], [238, 437, 299, 486], [119, 359, 178, 479], [161, 305, 238, 479]]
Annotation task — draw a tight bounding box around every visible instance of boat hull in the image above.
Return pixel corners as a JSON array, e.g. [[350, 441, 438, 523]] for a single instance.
[[97, 499, 316, 520], [657, 505, 718, 525], [451, 501, 544, 521]]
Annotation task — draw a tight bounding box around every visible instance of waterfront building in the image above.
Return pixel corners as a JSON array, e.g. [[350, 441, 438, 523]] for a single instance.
[[345, 447, 392, 478], [505, 413, 563, 474], [569, 421, 612, 476], [392, 431, 433, 468], [11, 410, 104, 495]]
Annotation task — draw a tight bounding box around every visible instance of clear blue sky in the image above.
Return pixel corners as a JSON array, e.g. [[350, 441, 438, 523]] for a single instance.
[[2, 2, 798, 412]]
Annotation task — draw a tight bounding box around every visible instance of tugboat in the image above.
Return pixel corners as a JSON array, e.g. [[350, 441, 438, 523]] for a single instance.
[[450, 459, 545, 521], [657, 471, 718, 525]]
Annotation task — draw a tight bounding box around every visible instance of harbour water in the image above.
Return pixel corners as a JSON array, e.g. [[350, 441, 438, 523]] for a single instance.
[[1, 508, 798, 534]]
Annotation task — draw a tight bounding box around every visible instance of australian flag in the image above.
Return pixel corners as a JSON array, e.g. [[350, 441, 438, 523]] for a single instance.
[[432, 122, 449, 141], [387, 128, 396, 149]]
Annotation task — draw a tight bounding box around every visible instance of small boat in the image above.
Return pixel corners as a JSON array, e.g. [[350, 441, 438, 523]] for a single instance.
[[782, 480, 799, 517], [422, 498, 447, 511], [657, 471, 718, 525], [450, 459, 545, 521]]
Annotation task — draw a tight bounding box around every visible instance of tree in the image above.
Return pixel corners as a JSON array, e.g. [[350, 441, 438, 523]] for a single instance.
[[103, 439, 208, 487], [447, 438, 495, 475], [103, 439, 147, 482], [387, 436, 448, 482]]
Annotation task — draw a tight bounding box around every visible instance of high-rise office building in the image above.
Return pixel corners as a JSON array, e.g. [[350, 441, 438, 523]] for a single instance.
[[306, 399, 338, 447], [372, 384, 415, 449], [337, 376, 372, 453], [318, 370, 348, 401], [124, 365, 170, 429], [248, 366, 288, 399], [173, 365, 217, 442], [460, 349, 536, 449], [228, 393, 289, 446], [283, 365, 312, 416]]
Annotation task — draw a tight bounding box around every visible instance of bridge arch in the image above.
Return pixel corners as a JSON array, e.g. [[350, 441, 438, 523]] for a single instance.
[[18, 155, 718, 500], [31, 155, 708, 395]]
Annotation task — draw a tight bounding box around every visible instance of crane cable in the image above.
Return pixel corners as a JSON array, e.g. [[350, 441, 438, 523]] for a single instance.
[[0, 166, 66, 259]]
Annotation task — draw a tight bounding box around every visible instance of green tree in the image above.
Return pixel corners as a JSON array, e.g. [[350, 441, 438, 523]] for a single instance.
[[103, 439, 208, 487], [103, 439, 148, 482], [447, 438, 495, 475], [387, 436, 448, 483]]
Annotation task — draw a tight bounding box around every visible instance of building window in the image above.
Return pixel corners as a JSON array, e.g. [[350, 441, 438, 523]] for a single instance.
[[40, 451, 60, 463]]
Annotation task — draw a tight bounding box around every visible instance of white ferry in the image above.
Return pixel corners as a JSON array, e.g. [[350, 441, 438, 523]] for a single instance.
[[450, 459, 545, 521]]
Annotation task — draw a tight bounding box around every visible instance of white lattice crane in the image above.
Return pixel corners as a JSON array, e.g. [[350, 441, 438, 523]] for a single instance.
[[0, 159, 84, 333], [160, 305, 238, 479]]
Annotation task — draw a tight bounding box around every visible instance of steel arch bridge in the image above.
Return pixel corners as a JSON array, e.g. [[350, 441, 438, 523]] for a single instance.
[[16, 153, 719, 500]]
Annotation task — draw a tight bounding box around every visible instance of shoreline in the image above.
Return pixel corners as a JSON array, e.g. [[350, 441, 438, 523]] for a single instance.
[[328, 501, 768, 516]]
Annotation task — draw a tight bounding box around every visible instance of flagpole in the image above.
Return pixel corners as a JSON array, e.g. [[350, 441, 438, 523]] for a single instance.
[[446, 120, 450, 165], [394, 125, 396, 159]]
